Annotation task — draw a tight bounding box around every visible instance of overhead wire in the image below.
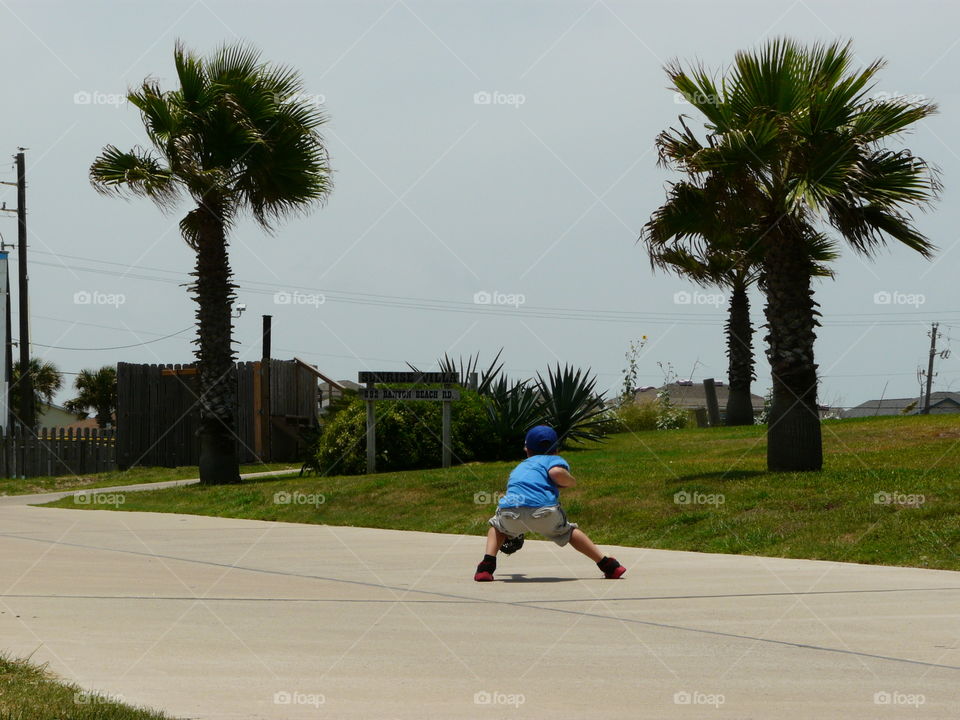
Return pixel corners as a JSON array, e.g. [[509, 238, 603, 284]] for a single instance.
[[23, 249, 960, 328]]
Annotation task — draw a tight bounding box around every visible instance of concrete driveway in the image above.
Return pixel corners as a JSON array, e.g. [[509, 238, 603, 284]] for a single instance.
[[0, 499, 958, 719]]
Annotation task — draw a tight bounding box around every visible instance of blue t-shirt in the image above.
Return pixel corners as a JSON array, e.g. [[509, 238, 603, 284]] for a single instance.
[[498, 454, 569, 508]]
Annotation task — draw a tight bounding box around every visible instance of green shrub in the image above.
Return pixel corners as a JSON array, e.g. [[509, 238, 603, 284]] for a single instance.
[[311, 388, 499, 475], [615, 402, 660, 432], [656, 387, 689, 430]]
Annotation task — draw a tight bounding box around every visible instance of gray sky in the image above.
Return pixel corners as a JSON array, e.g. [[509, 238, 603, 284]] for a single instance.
[[1, 0, 958, 410]]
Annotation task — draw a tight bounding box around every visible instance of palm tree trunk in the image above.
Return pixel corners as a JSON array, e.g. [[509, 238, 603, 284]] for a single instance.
[[725, 280, 755, 426], [193, 199, 241, 485], [762, 230, 823, 471]]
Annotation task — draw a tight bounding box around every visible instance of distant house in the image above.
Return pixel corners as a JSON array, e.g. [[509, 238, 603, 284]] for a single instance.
[[842, 391, 960, 419], [319, 379, 360, 411], [632, 382, 765, 416], [36, 403, 84, 430], [64, 416, 110, 431]]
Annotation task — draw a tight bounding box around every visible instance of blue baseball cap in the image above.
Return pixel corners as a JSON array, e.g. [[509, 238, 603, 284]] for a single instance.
[[524, 425, 559, 454]]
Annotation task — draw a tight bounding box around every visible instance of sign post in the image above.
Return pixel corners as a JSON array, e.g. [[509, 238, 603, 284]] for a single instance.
[[365, 378, 376, 474], [358, 371, 460, 474], [441, 382, 452, 468]]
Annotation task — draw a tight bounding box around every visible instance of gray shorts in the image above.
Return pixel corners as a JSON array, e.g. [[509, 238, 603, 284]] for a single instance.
[[488, 505, 578, 547]]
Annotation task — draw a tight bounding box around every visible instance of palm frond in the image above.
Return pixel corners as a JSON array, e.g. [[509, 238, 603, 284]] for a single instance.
[[89, 145, 178, 207], [824, 202, 935, 258]]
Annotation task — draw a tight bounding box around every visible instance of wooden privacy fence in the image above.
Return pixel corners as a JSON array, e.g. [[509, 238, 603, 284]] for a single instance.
[[117, 360, 317, 469], [0, 427, 116, 478]]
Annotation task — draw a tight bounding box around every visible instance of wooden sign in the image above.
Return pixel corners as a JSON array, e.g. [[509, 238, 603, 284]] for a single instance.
[[357, 371, 459, 384], [360, 370, 459, 474], [360, 388, 460, 401]]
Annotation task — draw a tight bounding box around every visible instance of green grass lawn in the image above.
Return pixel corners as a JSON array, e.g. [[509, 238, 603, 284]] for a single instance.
[[0, 463, 298, 497], [0, 655, 172, 719], [43, 415, 960, 570]]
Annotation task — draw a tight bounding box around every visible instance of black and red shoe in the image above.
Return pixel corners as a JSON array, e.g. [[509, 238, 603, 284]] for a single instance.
[[474, 556, 496, 582], [597, 556, 626, 579]]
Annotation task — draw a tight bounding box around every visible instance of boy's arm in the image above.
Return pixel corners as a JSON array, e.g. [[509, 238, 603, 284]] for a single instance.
[[548, 466, 576, 488]]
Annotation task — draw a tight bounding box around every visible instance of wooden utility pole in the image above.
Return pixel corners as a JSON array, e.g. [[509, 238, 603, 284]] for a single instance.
[[259, 314, 272, 460], [922, 322, 939, 415], [15, 152, 30, 432], [0, 152, 33, 432]]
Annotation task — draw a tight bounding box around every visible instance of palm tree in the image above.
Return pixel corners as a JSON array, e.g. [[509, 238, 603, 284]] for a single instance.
[[645, 175, 838, 426], [90, 42, 332, 484], [660, 38, 939, 470], [11, 359, 63, 428], [64, 366, 117, 428]]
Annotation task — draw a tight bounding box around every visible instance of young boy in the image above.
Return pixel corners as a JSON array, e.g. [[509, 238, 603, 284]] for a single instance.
[[474, 425, 626, 582]]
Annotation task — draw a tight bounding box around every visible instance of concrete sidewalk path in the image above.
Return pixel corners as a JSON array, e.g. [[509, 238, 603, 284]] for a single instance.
[[0, 469, 296, 507], [1, 504, 958, 719]]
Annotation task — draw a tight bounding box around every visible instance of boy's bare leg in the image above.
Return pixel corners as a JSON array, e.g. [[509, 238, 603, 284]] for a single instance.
[[569, 528, 604, 562], [485, 526, 507, 556]]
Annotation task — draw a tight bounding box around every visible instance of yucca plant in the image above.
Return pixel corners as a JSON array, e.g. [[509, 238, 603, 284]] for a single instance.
[[408, 349, 504, 394], [484, 376, 543, 457], [535, 364, 608, 446]]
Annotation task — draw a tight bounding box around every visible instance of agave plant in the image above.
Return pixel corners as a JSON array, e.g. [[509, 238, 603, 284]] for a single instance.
[[536, 364, 609, 446], [408, 349, 504, 394], [484, 376, 543, 457]]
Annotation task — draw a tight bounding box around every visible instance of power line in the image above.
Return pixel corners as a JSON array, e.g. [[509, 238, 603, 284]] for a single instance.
[[19, 326, 192, 351], [25, 249, 960, 328]]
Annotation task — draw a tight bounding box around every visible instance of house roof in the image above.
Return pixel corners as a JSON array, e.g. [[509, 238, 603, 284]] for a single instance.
[[632, 382, 765, 411], [841, 391, 960, 418], [319, 380, 361, 392], [64, 417, 101, 430]]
